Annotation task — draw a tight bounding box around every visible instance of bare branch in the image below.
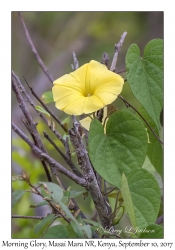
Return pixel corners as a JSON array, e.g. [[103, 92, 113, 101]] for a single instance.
[[101, 52, 109, 68], [43, 131, 82, 178], [110, 32, 127, 72], [65, 136, 71, 160], [72, 52, 79, 70], [12, 122, 87, 188], [12, 71, 65, 146], [12, 73, 52, 182], [18, 12, 54, 84], [12, 215, 45, 220], [22, 118, 52, 182], [23, 76, 67, 133], [119, 95, 163, 145]]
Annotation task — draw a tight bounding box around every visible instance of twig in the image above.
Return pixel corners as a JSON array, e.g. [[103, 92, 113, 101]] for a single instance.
[[12, 73, 52, 182], [72, 52, 79, 70], [12, 122, 86, 188], [65, 136, 71, 159], [110, 32, 127, 72], [23, 76, 67, 133], [12, 71, 65, 146], [22, 118, 52, 182], [101, 52, 109, 68], [55, 175, 66, 190], [18, 12, 54, 84], [116, 69, 126, 74], [12, 215, 45, 220], [28, 181, 69, 223], [119, 95, 163, 145], [43, 131, 82, 177]]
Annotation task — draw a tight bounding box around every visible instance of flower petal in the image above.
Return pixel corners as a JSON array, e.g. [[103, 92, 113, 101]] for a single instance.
[[79, 116, 92, 131], [53, 73, 84, 98], [56, 96, 85, 115], [84, 96, 104, 113], [88, 60, 124, 94], [70, 63, 89, 94]]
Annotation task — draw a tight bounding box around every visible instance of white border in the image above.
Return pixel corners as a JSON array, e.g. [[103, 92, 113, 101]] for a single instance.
[[1, 0, 175, 248]]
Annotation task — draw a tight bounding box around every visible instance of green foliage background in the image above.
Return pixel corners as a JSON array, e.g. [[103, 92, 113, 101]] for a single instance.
[[12, 11, 163, 238]]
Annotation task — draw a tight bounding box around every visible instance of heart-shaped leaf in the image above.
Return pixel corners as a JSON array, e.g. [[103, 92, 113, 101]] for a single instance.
[[121, 169, 161, 229], [139, 224, 163, 238], [126, 39, 163, 130], [89, 110, 147, 188], [137, 106, 163, 176]]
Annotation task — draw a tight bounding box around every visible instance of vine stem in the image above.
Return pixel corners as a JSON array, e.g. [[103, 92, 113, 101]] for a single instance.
[[119, 95, 163, 145]]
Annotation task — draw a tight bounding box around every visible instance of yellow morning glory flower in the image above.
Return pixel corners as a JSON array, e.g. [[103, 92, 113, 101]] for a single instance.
[[52, 60, 124, 115]]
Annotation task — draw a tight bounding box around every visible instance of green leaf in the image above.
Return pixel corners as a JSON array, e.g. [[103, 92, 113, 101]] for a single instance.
[[69, 190, 86, 198], [89, 111, 148, 188], [29, 201, 49, 208], [34, 214, 56, 234], [70, 221, 92, 238], [35, 106, 50, 118], [112, 206, 124, 225], [126, 39, 163, 130], [81, 224, 92, 238], [40, 182, 63, 204], [62, 189, 86, 205], [137, 106, 163, 176], [41, 91, 54, 104], [62, 188, 71, 205], [82, 219, 103, 230], [40, 184, 78, 224], [59, 200, 77, 223], [139, 224, 163, 238], [42, 225, 69, 238], [66, 224, 78, 238], [41, 188, 52, 200], [121, 169, 161, 229], [12, 190, 25, 207], [120, 174, 137, 227]]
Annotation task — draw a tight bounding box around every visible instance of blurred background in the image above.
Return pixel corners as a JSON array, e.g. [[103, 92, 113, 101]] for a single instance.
[[12, 12, 163, 238]]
